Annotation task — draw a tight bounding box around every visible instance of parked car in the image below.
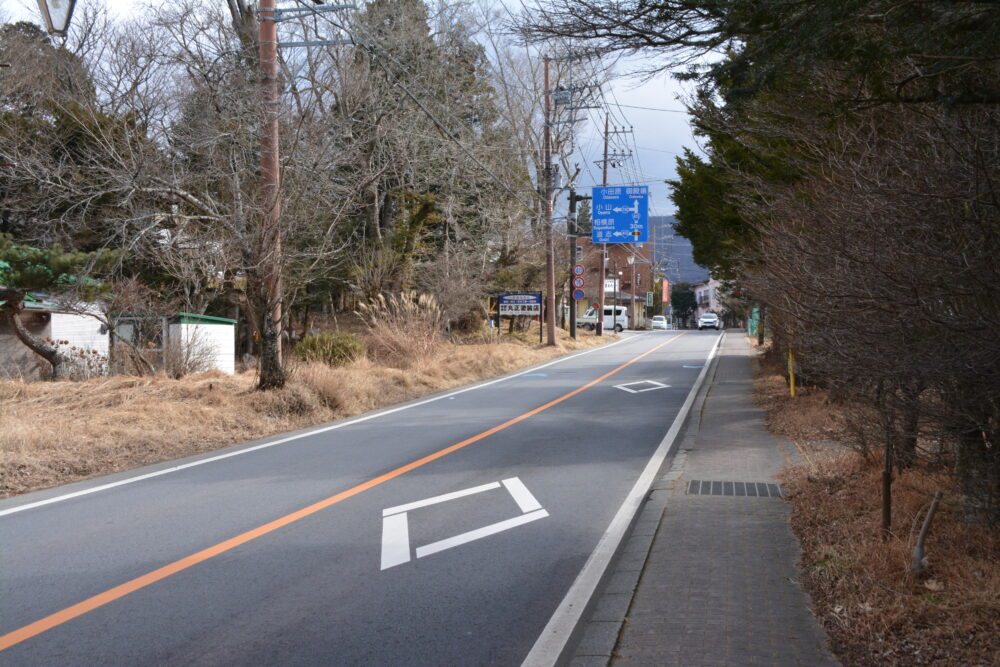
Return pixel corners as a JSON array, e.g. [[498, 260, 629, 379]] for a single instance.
[[651, 315, 667, 330], [578, 305, 628, 332], [698, 313, 720, 330]]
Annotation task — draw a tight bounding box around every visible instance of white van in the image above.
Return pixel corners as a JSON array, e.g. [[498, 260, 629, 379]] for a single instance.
[[578, 305, 629, 332]]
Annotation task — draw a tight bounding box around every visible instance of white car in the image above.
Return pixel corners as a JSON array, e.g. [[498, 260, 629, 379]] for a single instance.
[[578, 306, 628, 332], [698, 313, 720, 330], [651, 315, 667, 330]]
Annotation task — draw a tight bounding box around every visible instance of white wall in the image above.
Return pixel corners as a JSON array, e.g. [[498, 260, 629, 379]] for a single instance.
[[694, 278, 722, 318], [169, 322, 235, 375], [48, 311, 110, 378], [50, 312, 109, 357]]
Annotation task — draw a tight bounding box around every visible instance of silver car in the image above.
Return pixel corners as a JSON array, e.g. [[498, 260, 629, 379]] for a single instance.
[[651, 315, 667, 330]]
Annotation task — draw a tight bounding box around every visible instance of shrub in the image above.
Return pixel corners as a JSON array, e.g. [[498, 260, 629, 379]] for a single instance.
[[295, 332, 365, 367], [356, 292, 444, 366]]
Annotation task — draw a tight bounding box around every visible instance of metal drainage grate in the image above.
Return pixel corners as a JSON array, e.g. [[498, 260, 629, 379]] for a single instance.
[[686, 480, 783, 498]]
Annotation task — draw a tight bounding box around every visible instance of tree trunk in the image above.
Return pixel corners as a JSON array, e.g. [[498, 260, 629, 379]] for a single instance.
[[956, 426, 1000, 525], [877, 380, 894, 540], [895, 383, 924, 469], [245, 276, 285, 390], [0, 289, 70, 379], [257, 311, 285, 390]]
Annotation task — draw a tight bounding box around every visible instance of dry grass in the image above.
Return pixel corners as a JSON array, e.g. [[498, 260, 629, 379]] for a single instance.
[[356, 292, 444, 365], [750, 339, 1000, 666], [0, 325, 611, 498]]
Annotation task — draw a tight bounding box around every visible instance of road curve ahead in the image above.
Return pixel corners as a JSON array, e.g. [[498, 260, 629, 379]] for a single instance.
[[1, 330, 721, 665]]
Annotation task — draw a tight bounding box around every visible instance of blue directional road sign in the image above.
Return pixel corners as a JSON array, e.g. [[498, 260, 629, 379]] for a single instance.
[[591, 185, 649, 244]]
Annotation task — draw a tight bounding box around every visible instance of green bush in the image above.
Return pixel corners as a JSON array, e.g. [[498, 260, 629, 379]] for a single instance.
[[295, 332, 365, 367]]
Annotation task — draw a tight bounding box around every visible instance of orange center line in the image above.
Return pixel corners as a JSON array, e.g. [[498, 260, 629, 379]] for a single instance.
[[0, 332, 686, 652]]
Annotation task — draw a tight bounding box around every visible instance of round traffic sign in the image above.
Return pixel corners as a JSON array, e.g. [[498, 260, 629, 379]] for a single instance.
[[573, 277, 585, 288], [573, 265, 585, 276], [573, 289, 585, 300]]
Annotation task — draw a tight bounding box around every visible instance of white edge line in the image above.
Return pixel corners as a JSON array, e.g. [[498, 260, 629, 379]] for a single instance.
[[382, 481, 501, 517], [0, 336, 640, 518], [521, 332, 725, 667], [415, 509, 549, 559], [502, 477, 543, 513]]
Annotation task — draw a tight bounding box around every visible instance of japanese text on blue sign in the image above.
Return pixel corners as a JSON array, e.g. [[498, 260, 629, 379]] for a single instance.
[[498, 292, 542, 316], [591, 185, 649, 244]]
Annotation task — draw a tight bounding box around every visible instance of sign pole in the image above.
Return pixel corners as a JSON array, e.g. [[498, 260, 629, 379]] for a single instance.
[[614, 259, 619, 331], [539, 291, 544, 344], [630, 260, 636, 329]]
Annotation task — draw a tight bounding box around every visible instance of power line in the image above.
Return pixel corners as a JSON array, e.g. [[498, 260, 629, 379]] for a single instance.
[[615, 103, 688, 114]]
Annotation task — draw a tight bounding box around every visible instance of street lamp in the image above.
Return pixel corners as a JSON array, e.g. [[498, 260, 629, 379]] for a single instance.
[[35, 0, 77, 37]]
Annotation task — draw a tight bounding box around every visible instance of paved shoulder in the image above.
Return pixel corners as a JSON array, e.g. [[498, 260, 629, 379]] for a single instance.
[[571, 332, 838, 666]]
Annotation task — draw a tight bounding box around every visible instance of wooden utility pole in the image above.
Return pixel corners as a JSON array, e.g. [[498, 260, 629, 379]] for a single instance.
[[259, 0, 284, 373], [543, 57, 557, 346], [568, 189, 579, 340], [596, 114, 609, 336]]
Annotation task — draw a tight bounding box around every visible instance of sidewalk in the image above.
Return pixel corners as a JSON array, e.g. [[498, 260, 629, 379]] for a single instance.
[[569, 332, 838, 666]]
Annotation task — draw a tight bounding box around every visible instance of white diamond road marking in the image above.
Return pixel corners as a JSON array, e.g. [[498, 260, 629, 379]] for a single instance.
[[379, 477, 548, 570], [614, 380, 670, 393]]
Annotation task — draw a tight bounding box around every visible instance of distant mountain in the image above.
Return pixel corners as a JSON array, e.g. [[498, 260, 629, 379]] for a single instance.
[[650, 216, 710, 283]]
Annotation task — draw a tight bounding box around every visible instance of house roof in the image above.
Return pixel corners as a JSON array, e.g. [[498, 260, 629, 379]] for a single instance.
[[0, 290, 59, 311], [112, 312, 237, 325], [172, 312, 237, 325], [0, 289, 102, 315]]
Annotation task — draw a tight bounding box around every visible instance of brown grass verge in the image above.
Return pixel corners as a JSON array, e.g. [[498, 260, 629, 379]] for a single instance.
[[1, 325, 613, 498], [751, 337, 1000, 666]]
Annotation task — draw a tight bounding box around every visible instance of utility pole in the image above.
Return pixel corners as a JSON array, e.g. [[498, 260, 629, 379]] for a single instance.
[[541, 51, 598, 341], [568, 187, 578, 340], [543, 57, 557, 346], [259, 0, 283, 371], [592, 119, 635, 335], [597, 114, 609, 336]]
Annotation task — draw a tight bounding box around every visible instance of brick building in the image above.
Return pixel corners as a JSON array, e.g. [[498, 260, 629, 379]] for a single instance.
[[573, 239, 654, 328]]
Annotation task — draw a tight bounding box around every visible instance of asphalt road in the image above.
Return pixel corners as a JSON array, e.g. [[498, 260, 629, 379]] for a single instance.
[[0, 330, 720, 665]]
